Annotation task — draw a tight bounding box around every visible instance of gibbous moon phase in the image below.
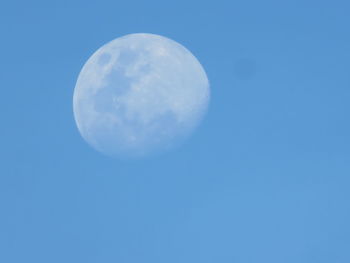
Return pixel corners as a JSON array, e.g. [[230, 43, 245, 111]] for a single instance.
[[73, 33, 210, 158]]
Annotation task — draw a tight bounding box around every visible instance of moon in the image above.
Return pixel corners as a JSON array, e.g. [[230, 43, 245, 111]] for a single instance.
[[73, 33, 210, 158]]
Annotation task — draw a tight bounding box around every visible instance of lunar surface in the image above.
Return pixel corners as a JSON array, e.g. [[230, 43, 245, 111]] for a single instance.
[[73, 33, 210, 158]]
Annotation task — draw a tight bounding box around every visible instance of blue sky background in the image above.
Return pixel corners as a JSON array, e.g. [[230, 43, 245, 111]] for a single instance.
[[1, 0, 350, 262]]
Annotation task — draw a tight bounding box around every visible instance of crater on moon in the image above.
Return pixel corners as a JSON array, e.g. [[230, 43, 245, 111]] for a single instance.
[[73, 33, 210, 158]]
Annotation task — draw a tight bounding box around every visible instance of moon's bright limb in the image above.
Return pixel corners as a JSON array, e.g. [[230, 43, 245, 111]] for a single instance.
[[73, 33, 210, 158]]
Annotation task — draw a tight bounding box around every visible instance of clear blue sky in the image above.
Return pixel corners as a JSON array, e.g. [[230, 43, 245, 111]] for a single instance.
[[1, 0, 350, 262]]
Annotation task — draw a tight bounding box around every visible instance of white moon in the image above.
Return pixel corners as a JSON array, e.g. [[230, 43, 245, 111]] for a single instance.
[[73, 33, 210, 158]]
